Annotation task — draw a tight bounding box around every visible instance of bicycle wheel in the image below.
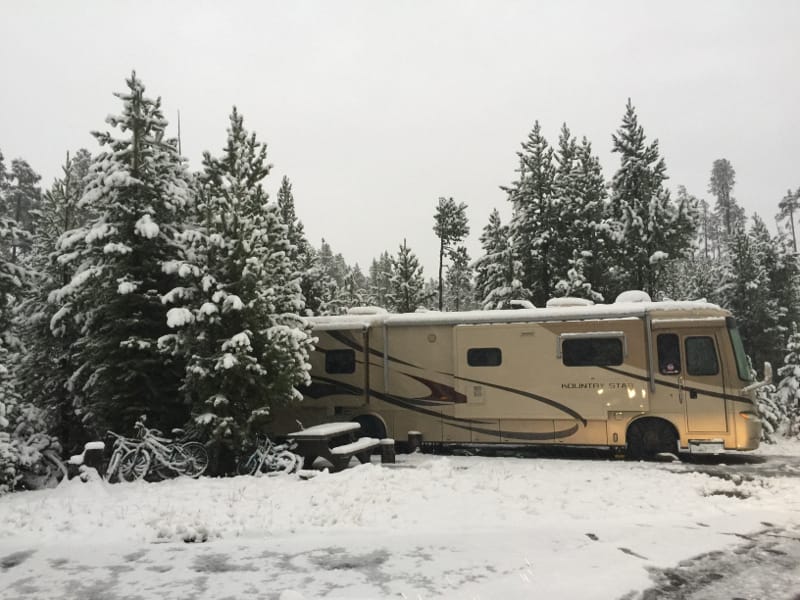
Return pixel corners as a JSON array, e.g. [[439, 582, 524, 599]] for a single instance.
[[105, 450, 123, 482], [237, 451, 260, 476], [119, 448, 151, 482], [179, 442, 209, 478], [265, 450, 301, 475]]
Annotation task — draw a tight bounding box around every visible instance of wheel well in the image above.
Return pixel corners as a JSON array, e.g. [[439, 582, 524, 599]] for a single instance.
[[626, 417, 679, 442], [352, 414, 387, 439]]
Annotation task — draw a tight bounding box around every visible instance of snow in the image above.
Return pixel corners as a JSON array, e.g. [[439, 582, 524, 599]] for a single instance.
[[135, 214, 160, 238], [1, 443, 799, 598], [329, 437, 380, 455], [117, 281, 138, 295], [166, 307, 194, 328], [290, 422, 362, 437]]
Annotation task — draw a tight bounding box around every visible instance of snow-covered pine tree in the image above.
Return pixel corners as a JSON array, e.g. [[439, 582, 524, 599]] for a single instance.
[[444, 246, 474, 311], [276, 175, 325, 315], [0, 150, 60, 493], [388, 239, 427, 313], [473, 209, 529, 309], [777, 323, 800, 438], [433, 197, 469, 311], [554, 249, 603, 302], [336, 264, 369, 310], [550, 126, 608, 302], [315, 239, 343, 314], [721, 217, 781, 372], [16, 151, 94, 449], [162, 107, 313, 449], [777, 188, 798, 253], [505, 121, 556, 306], [51, 73, 193, 436], [608, 100, 698, 297], [367, 251, 393, 308], [708, 158, 745, 238], [572, 136, 611, 300], [4, 158, 42, 260]]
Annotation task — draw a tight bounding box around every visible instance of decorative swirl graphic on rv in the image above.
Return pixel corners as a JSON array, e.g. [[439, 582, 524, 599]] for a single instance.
[[303, 375, 584, 441]]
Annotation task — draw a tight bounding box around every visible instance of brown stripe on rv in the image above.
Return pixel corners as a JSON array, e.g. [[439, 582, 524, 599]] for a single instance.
[[599, 366, 755, 405]]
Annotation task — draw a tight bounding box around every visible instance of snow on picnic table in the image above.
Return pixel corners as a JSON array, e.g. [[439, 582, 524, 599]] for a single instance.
[[1, 442, 799, 599]]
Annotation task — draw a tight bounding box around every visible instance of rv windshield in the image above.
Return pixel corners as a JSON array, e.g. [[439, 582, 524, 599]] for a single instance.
[[726, 317, 752, 382]]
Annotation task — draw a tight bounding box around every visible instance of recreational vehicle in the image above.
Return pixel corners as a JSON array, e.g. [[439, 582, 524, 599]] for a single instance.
[[270, 292, 769, 459]]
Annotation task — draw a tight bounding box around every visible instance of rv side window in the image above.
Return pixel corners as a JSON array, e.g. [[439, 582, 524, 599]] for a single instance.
[[657, 334, 681, 374], [562, 338, 623, 367], [685, 337, 719, 376], [325, 349, 356, 374], [467, 347, 502, 367]]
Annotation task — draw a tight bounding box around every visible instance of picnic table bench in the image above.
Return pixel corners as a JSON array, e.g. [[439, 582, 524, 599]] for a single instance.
[[289, 422, 382, 472]]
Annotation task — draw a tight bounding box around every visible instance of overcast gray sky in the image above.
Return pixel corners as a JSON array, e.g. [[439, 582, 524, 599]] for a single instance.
[[2, 0, 798, 275]]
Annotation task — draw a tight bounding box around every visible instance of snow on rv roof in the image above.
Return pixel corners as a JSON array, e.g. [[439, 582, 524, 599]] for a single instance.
[[309, 298, 730, 330]]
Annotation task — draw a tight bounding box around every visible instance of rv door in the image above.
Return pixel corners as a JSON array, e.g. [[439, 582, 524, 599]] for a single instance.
[[656, 328, 728, 433]]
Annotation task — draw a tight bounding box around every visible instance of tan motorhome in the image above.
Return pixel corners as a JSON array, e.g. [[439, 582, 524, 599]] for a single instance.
[[269, 293, 769, 459]]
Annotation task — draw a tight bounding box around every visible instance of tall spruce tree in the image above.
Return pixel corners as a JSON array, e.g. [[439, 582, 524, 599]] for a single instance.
[[444, 246, 473, 311], [608, 100, 697, 297], [778, 188, 799, 253], [162, 107, 313, 451], [721, 217, 781, 371], [51, 73, 193, 436], [474, 209, 528, 309], [368, 251, 393, 307], [433, 197, 469, 311], [505, 122, 556, 306], [16, 151, 93, 450], [708, 158, 740, 237], [777, 323, 800, 438], [275, 175, 324, 314], [388, 239, 426, 313]]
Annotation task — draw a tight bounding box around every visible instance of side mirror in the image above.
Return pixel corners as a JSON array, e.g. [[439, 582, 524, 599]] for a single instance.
[[741, 361, 773, 394]]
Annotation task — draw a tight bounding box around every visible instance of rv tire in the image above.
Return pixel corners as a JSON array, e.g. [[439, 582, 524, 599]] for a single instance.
[[626, 419, 677, 461]]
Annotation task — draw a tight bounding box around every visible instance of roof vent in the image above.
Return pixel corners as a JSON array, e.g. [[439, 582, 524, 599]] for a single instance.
[[614, 290, 652, 304], [546, 297, 594, 308], [346, 306, 388, 315]]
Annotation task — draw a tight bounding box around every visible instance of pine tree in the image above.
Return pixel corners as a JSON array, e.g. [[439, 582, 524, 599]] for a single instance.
[[162, 107, 313, 452], [709, 158, 742, 237], [276, 175, 324, 315], [3, 158, 42, 260], [388, 239, 427, 313], [777, 323, 800, 438], [16, 151, 94, 450], [778, 188, 799, 253], [474, 209, 529, 309], [550, 127, 609, 302], [505, 121, 556, 306], [444, 246, 473, 311], [608, 100, 697, 297], [51, 73, 193, 436], [367, 251, 393, 307], [721, 217, 781, 371], [433, 197, 469, 311]]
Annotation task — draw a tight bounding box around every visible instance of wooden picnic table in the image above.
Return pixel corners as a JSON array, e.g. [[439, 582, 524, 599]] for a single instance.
[[289, 422, 381, 472]]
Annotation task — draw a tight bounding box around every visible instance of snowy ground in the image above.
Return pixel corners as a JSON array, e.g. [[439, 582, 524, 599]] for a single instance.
[[1, 442, 799, 600]]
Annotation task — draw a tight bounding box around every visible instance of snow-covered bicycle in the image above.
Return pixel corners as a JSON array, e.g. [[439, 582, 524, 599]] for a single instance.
[[104, 430, 140, 482], [236, 435, 300, 476], [118, 417, 209, 481]]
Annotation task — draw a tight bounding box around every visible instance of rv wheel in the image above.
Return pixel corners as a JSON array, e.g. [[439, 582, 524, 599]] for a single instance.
[[625, 420, 677, 461]]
